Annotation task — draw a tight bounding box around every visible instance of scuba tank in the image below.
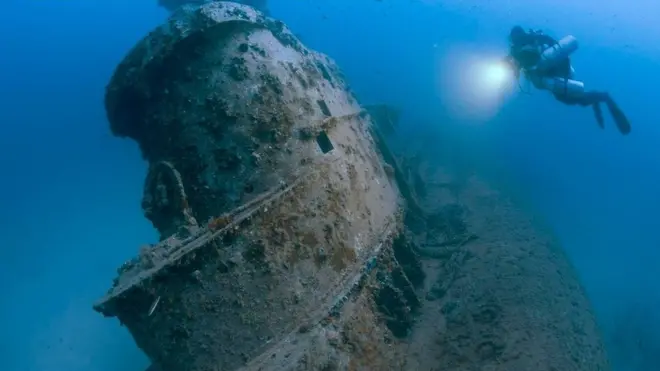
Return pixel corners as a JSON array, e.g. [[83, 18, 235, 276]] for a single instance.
[[538, 77, 585, 98], [536, 35, 579, 72], [526, 34, 583, 98]]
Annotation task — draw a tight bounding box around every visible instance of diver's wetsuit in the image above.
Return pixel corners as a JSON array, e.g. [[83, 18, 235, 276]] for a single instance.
[[506, 27, 631, 134]]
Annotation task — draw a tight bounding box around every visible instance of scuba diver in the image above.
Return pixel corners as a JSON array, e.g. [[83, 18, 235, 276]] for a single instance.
[[503, 26, 631, 135]]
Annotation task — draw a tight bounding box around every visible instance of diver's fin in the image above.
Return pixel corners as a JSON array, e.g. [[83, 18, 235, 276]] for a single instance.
[[592, 103, 604, 129], [605, 98, 631, 135]]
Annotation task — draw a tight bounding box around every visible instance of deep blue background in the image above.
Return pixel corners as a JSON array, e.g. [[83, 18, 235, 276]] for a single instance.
[[2, 1, 658, 370]]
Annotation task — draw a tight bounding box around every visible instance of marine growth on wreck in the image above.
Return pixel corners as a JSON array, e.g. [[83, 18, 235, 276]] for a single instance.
[[95, 2, 612, 370], [96, 3, 421, 370]]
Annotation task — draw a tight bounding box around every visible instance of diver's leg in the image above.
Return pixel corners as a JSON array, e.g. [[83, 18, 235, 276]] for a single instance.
[[567, 92, 605, 129], [592, 103, 604, 129], [580, 91, 631, 135], [552, 83, 630, 134]]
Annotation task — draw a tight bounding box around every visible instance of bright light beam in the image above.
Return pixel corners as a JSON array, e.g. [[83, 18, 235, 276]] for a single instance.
[[435, 45, 516, 122], [480, 61, 513, 91]]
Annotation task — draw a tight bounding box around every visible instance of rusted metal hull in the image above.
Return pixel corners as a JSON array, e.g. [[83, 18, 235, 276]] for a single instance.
[[96, 2, 423, 370]]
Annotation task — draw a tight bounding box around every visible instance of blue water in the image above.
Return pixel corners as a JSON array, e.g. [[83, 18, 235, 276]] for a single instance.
[[2, 1, 658, 370]]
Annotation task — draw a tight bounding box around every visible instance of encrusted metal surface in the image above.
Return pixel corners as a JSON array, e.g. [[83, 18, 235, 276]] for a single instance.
[[96, 3, 422, 371]]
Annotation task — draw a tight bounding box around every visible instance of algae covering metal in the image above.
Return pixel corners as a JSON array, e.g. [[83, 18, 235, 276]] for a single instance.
[[95, 2, 423, 370], [95, 2, 610, 370]]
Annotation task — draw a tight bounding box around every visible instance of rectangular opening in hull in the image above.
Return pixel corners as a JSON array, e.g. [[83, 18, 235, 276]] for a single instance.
[[316, 130, 334, 153], [317, 99, 332, 116]]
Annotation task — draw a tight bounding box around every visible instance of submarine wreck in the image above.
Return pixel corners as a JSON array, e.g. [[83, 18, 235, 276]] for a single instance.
[[95, 2, 421, 370], [95, 2, 611, 370]]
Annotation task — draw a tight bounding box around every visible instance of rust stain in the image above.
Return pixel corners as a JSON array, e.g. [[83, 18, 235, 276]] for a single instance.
[[207, 214, 232, 231], [329, 243, 356, 271]]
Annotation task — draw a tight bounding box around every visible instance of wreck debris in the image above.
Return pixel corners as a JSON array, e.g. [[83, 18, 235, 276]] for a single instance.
[[147, 296, 161, 317], [142, 161, 199, 240], [97, 3, 422, 371], [395, 148, 611, 370]]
